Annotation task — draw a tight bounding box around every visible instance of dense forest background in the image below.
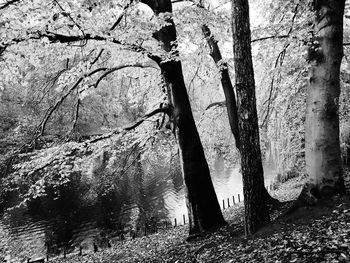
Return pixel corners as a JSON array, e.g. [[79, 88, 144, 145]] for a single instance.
[[0, 0, 350, 258]]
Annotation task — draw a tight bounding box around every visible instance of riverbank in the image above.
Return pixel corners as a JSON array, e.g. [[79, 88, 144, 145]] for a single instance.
[[46, 176, 350, 263]]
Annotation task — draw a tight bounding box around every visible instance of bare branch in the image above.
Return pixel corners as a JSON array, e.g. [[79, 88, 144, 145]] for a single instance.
[[53, 0, 85, 38], [39, 77, 83, 136], [251, 35, 289, 43], [38, 60, 111, 136], [0, 0, 20, 9], [110, 0, 134, 30], [90, 49, 104, 66], [88, 107, 172, 144], [5, 31, 161, 62], [124, 107, 172, 131], [260, 43, 290, 128], [205, 101, 226, 110], [71, 98, 80, 132], [92, 62, 159, 89]]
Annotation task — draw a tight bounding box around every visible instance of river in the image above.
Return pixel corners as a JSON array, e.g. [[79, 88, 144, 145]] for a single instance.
[[0, 161, 274, 262]]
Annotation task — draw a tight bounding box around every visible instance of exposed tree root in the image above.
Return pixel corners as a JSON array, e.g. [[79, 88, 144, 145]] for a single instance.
[[281, 183, 320, 217], [264, 189, 282, 209]]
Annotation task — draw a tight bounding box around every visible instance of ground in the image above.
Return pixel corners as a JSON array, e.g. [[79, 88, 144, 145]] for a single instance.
[[45, 176, 350, 263]]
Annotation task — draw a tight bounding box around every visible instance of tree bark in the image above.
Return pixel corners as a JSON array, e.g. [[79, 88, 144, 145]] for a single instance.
[[142, 0, 226, 236], [201, 24, 240, 150], [231, 0, 270, 235], [201, 23, 280, 208], [304, 0, 345, 197]]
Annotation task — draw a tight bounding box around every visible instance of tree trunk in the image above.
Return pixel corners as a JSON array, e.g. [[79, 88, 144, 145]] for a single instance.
[[231, 0, 270, 235], [201, 23, 280, 208], [201, 24, 240, 150], [142, 0, 226, 236], [304, 0, 345, 197]]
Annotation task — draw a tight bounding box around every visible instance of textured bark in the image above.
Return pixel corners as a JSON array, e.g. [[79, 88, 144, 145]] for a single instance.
[[231, 0, 270, 235], [142, 0, 226, 236], [201, 24, 240, 150], [305, 0, 345, 197], [202, 23, 280, 208]]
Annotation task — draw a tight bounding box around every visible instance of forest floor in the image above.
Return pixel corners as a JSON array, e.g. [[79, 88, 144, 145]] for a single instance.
[[49, 176, 350, 262]]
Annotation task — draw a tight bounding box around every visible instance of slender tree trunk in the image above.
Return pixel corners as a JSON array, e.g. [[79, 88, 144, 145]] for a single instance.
[[231, 0, 270, 235], [201, 23, 280, 208], [142, 0, 226, 236], [304, 0, 345, 197], [201, 24, 240, 150]]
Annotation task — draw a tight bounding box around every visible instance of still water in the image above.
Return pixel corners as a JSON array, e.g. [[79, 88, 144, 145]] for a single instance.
[[0, 163, 273, 262]]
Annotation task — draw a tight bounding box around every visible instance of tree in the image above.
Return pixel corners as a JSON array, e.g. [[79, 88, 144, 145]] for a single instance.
[[0, 0, 227, 236], [140, 0, 227, 236], [302, 0, 346, 200], [201, 14, 280, 208], [201, 23, 240, 150], [231, 0, 270, 235]]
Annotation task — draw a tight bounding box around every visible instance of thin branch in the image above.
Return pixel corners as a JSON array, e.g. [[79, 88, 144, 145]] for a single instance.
[[88, 107, 172, 144], [39, 77, 83, 136], [110, 0, 134, 30], [0, 0, 20, 9], [38, 66, 109, 136], [205, 101, 226, 110], [6, 31, 161, 62], [124, 107, 172, 131], [90, 49, 104, 66], [71, 98, 80, 132], [92, 62, 159, 89], [53, 0, 86, 39], [251, 34, 289, 43], [260, 42, 290, 128]]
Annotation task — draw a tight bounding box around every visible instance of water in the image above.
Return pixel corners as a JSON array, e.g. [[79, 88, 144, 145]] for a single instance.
[[0, 163, 274, 262]]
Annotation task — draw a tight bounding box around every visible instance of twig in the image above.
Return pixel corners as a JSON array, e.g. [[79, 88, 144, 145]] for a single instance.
[[92, 62, 158, 89], [90, 49, 104, 66], [205, 101, 226, 110], [53, 0, 86, 41], [71, 98, 80, 132], [110, 0, 134, 30], [0, 0, 20, 9], [87, 107, 172, 144]]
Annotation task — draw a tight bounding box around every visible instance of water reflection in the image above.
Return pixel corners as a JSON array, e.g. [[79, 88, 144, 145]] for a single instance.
[[1, 162, 273, 262]]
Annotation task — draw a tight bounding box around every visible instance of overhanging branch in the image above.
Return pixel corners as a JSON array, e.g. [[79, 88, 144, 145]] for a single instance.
[[4, 31, 161, 61], [92, 62, 159, 89], [0, 0, 20, 9], [205, 101, 226, 110], [88, 106, 172, 143]]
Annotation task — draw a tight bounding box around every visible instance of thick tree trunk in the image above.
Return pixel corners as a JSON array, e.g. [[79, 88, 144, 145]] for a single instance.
[[201, 24, 280, 208], [142, 0, 226, 236], [305, 0, 345, 197], [231, 0, 270, 235], [201, 24, 240, 150]]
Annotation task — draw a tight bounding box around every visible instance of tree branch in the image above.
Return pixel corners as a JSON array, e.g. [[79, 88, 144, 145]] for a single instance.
[[90, 49, 104, 66], [88, 107, 172, 143], [0, 0, 20, 9], [71, 98, 80, 132], [205, 101, 226, 110], [53, 0, 85, 39], [5, 31, 161, 62], [92, 62, 159, 89], [251, 34, 289, 43], [260, 42, 290, 128], [37, 63, 110, 136], [110, 0, 134, 30], [39, 77, 83, 136]]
